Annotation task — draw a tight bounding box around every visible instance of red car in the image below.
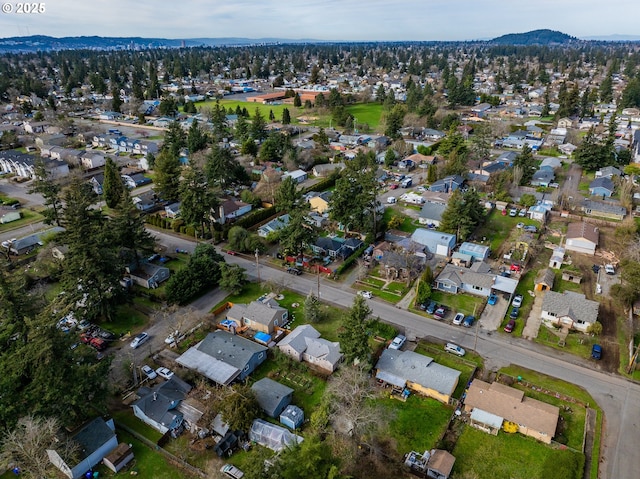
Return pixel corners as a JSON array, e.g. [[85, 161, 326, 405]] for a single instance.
[[510, 263, 522, 272], [504, 319, 516, 333], [389, 183, 398, 190], [227, 250, 237, 256]]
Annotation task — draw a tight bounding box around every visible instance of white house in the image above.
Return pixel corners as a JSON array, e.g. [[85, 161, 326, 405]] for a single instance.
[[565, 222, 598, 256], [410, 229, 456, 257], [541, 291, 599, 333]]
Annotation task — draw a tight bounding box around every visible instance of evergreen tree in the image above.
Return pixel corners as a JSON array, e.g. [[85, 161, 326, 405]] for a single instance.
[[304, 292, 321, 323], [250, 107, 267, 141], [154, 150, 182, 201], [427, 163, 437, 183], [102, 157, 124, 208], [179, 166, 218, 237], [293, 93, 302, 107], [234, 114, 249, 140], [187, 118, 208, 153], [375, 84, 386, 103], [338, 296, 372, 366], [439, 189, 484, 241], [219, 263, 246, 295], [111, 86, 122, 113], [384, 104, 406, 139], [384, 148, 396, 167], [162, 121, 186, 157], [513, 144, 536, 185], [274, 175, 303, 212], [111, 191, 155, 269], [281, 107, 291, 125]]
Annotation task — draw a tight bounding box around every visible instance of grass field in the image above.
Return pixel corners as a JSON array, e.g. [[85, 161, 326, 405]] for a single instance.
[[0, 208, 44, 232], [194, 98, 304, 124], [452, 426, 584, 479], [383, 207, 420, 234], [429, 290, 484, 316], [346, 103, 384, 130]]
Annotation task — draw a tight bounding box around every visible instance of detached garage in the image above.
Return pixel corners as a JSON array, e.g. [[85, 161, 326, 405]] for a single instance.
[[410, 229, 456, 257], [565, 222, 598, 256]]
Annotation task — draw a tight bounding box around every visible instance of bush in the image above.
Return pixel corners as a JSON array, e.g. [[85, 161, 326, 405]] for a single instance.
[[172, 219, 185, 232], [185, 226, 196, 237], [335, 245, 367, 275], [367, 318, 397, 339]]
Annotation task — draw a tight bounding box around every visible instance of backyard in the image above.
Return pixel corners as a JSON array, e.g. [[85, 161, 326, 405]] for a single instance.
[[428, 290, 485, 316], [471, 209, 539, 257]]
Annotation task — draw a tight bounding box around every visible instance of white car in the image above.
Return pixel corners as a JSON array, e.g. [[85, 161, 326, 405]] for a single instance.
[[156, 367, 174, 380], [358, 290, 373, 299], [165, 331, 180, 345], [141, 365, 157, 380], [511, 294, 523, 308], [221, 464, 244, 479], [445, 342, 466, 357], [130, 332, 149, 349], [388, 334, 406, 350], [604, 264, 616, 275], [452, 312, 465, 326]]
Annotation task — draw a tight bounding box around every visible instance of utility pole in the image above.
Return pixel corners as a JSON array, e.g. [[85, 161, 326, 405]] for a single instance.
[[255, 248, 261, 283], [317, 264, 320, 297]]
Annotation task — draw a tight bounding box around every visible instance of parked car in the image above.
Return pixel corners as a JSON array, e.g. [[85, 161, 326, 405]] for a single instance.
[[487, 293, 498, 305], [425, 301, 437, 314], [501, 209, 507, 216], [509, 208, 517, 217], [227, 250, 237, 256], [388, 334, 407, 350], [462, 315, 475, 328], [165, 331, 180, 345], [445, 342, 466, 356], [452, 312, 465, 325], [518, 209, 527, 217], [156, 367, 174, 380], [389, 183, 398, 190], [510, 263, 522, 272], [130, 332, 149, 349], [287, 266, 302, 275], [358, 290, 373, 299], [511, 294, 523, 308], [221, 464, 244, 479], [605, 264, 616, 275], [516, 222, 524, 229], [504, 319, 516, 333], [523, 225, 538, 233], [592, 264, 600, 274], [77, 319, 92, 331], [510, 307, 519, 319], [434, 306, 447, 319], [591, 344, 602, 360], [141, 365, 157, 380]]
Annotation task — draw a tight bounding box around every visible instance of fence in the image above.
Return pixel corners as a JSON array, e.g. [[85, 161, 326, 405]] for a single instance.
[[115, 421, 207, 478]]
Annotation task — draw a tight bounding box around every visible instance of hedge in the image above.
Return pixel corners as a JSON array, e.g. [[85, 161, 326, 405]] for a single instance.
[[335, 244, 367, 276]]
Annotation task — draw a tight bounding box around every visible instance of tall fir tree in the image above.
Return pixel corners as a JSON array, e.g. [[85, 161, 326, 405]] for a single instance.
[[102, 157, 124, 208]]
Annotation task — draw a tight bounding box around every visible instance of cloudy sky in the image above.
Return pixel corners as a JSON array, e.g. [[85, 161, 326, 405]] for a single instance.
[[0, 0, 638, 41]]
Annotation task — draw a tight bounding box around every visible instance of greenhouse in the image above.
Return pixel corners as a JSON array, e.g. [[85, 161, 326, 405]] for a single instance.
[[248, 419, 303, 452]]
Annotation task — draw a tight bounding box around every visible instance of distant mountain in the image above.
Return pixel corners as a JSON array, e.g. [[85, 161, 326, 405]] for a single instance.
[[489, 29, 577, 46], [0, 35, 325, 52], [581, 34, 640, 42]]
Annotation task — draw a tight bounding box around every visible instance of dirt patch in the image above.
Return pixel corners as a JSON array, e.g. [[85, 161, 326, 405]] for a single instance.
[[596, 298, 621, 372]]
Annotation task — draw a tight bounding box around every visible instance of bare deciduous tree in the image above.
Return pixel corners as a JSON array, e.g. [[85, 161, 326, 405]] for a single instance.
[[0, 416, 79, 479], [326, 365, 385, 440]]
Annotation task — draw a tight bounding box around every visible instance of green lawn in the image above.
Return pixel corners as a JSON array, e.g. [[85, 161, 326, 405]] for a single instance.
[[109, 303, 149, 336], [535, 325, 597, 358], [429, 290, 484, 316], [452, 426, 584, 479], [194, 99, 305, 124], [113, 410, 163, 442], [346, 103, 384, 130], [380, 395, 453, 454], [472, 210, 538, 257], [0, 208, 44, 232], [382, 207, 420, 233]]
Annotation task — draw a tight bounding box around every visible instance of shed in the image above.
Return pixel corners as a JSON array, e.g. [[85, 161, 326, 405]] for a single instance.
[[549, 247, 565, 269], [251, 378, 294, 418], [534, 268, 555, 292], [102, 443, 134, 474], [280, 405, 304, 430], [458, 242, 490, 262], [0, 211, 21, 224], [561, 270, 582, 284], [565, 222, 599, 256], [410, 229, 456, 257]]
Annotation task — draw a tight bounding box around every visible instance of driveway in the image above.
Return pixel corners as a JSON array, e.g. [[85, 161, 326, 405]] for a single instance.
[[479, 295, 509, 331], [597, 267, 620, 297], [522, 291, 544, 340]]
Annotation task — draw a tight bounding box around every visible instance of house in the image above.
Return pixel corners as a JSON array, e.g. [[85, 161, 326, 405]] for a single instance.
[[557, 117, 574, 129], [375, 349, 460, 404], [308, 191, 332, 214], [410, 229, 456, 257], [496, 151, 517, 166], [565, 222, 599, 255], [458, 242, 490, 262], [216, 198, 252, 224], [539, 157, 562, 170], [312, 162, 344, 177], [80, 153, 106, 170], [226, 300, 288, 335], [581, 199, 627, 220], [251, 378, 294, 418], [549, 246, 565, 269], [0, 150, 38, 178], [133, 189, 161, 212], [589, 177, 615, 197], [102, 443, 134, 474], [404, 153, 436, 165], [531, 169, 555, 187], [282, 169, 307, 183], [249, 419, 303, 452], [280, 405, 304, 430], [418, 202, 447, 226], [132, 376, 192, 434], [121, 172, 152, 189], [89, 174, 104, 195], [429, 175, 464, 193], [9, 227, 64, 256], [127, 263, 170, 289], [528, 204, 550, 222], [541, 291, 599, 333], [435, 263, 518, 298], [165, 202, 181, 218], [258, 214, 290, 237], [278, 325, 342, 373], [471, 160, 507, 177], [558, 143, 578, 156], [47, 417, 119, 479], [534, 268, 555, 292], [596, 166, 622, 179], [311, 236, 348, 259], [176, 331, 268, 385], [464, 379, 559, 444]]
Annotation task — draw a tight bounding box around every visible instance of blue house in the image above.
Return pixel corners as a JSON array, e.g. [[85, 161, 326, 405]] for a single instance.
[[132, 376, 192, 434], [176, 330, 267, 386], [251, 378, 294, 418], [531, 169, 555, 187], [429, 175, 465, 193], [47, 417, 119, 479], [410, 229, 456, 257], [589, 177, 615, 197]]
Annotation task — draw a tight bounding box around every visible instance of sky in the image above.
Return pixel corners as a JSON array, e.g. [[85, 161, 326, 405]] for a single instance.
[[1, 0, 639, 41]]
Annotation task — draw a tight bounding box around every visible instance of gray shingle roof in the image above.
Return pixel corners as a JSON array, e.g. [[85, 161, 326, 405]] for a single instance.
[[419, 202, 446, 221], [278, 324, 321, 354], [196, 330, 267, 371], [541, 291, 599, 324], [437, 263, 495, 290], [133, 376, 191, 428], [251, 378, 293, 417], [375, 349, 460, 396], [72, 417, 116, 461]]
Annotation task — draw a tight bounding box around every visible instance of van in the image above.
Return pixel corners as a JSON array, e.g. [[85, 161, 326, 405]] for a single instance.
[[387, 196, 397, 204], [400, 177, 412, 188], [591, 344, 602, 360]]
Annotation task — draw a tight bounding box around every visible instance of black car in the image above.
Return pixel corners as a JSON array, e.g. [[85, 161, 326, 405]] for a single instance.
[[425, 301, 438, 314], [287, 267, 302, 275], [592, 264, 600, 274]]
